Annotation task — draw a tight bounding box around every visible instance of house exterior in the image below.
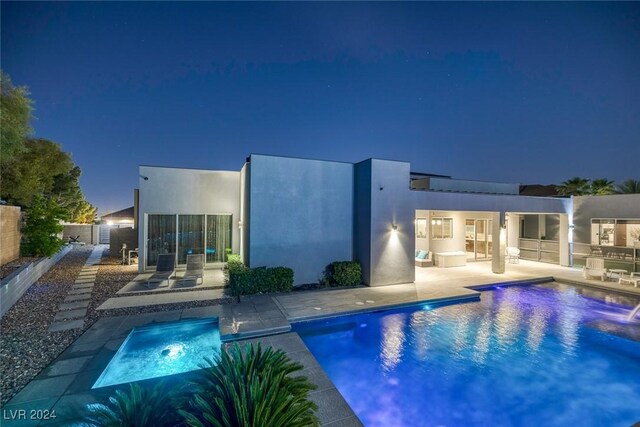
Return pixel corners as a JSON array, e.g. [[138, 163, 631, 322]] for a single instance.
[[137, 154, 640, 286]]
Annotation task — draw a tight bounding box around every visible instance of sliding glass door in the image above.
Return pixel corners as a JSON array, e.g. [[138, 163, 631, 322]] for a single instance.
[[206, 215, 232, 263], [465, 219, 493, 261], [147, 214, 176, 267], [177, 215, 205, 265], [147, 213, 233, 267]]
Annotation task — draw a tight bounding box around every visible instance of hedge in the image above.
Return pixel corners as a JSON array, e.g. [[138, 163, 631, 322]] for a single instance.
[[322, 261, 362, 287], [227, 256, 294, 296]]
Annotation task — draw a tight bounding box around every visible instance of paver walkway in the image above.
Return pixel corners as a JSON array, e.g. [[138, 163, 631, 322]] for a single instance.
[[48, 246, 104, 332]]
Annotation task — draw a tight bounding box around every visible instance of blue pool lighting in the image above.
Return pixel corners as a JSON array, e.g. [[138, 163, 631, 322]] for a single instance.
[[93, 318, 220, 388]]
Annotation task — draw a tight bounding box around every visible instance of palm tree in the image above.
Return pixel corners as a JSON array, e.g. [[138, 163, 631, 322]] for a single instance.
[[556, 177, 591, 196], [616, 179, 640, 194], [590, 178, 615, 195]]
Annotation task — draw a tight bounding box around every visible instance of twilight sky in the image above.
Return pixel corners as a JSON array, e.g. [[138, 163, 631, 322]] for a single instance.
[[2, 2, 639, 214]]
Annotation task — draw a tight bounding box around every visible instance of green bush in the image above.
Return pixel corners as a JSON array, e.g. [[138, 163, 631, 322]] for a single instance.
[[21, 194, 66, 257], [83, 345, 319, 427], [82, 382, 181, 427], [229, 264, 294, 296], [323, 261, 362, 287], [226, 254, 244, 272], [181, 343, 319, 427]]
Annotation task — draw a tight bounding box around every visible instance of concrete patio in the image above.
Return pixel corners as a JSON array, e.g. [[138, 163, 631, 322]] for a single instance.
[[115, 267, 225, 294]]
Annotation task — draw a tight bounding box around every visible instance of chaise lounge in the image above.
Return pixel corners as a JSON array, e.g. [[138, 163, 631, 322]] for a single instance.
[[619, 272, 640, 287], [146, 253, 176, 288], [180, 254, 204, 285]]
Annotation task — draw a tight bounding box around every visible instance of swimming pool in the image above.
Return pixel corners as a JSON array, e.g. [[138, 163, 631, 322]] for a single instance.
[[93, 318, 221, 388], [295, 283, 640, 426]]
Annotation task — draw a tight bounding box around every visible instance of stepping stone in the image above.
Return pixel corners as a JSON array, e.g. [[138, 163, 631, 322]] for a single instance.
[[75, 280, 94, 284], [59, 300, 90, 311], [64, 293, 91, 303], [48, 319, 84, 332], [68, 288, 92, 295], [73, 283, 94, 289], [54, 308, 87, 321]]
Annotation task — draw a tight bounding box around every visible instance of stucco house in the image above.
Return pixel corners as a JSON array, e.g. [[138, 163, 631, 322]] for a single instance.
[[136, 154, 640, 286]]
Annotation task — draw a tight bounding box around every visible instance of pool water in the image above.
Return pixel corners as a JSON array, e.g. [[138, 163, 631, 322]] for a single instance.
[[295, 283, 640, 427], [93, 318, 221, 388]]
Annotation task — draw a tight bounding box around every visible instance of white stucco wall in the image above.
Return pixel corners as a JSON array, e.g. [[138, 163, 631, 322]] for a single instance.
[[248, 155, 354, 285], [137, 165, 241, 271]]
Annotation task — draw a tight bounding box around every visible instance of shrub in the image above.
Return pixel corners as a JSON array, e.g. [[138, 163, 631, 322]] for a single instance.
[[21, 194, 66, 257], [226, 254, 244, 272], [229, 264, 294, 297], [181, 343, 319, 427], [82, 382, 180, 427], [323, 261, 362, 287]]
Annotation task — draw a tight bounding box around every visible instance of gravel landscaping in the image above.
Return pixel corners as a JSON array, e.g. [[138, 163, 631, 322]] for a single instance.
[[0, 256, 41, 281], [0, 246, 232, 406], [0, 246, 89, 405]]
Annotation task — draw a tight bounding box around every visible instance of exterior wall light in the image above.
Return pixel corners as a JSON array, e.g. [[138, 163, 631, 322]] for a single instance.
[[392, 224, 398, 232]]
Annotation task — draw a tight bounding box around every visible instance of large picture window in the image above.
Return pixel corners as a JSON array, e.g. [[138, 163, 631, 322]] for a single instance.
[[591, 218, 640, 247], [431, 217, 453, 239], [416, 218, 428, 239]]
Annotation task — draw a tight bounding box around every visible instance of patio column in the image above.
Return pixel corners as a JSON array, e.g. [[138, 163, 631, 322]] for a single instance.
[[492, 212, 506, 274], [559, 214, 571, 266]]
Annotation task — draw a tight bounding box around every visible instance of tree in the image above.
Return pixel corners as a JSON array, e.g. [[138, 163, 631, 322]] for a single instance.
[[0, 71, 33, 168], [616, 179, 640, 194], [556, 177, 591, 196], [1, 138, 96, 223], [21, 194, 67, 256], [590, 178, 615, 195], [1, 138, 73, 207]]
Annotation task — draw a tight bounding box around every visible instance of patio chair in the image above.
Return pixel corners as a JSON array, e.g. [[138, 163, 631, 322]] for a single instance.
[[505, 247, 520, 264], [618, 272, 640, 288], [146, 253, 176, 288], [583, 257, 607, 281], [180, 254, 204, 285]]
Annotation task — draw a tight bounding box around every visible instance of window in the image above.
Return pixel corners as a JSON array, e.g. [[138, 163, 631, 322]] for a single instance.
[[591, 218, 640, 247], [431, 217, 453, 239], [415, 218, 428, 239]]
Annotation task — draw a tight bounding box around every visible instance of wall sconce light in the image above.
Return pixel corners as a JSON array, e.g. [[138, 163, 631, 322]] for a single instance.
[[392, 224, 398, 232], [569, 224, 575, 230], [139, 175, 149, 181]]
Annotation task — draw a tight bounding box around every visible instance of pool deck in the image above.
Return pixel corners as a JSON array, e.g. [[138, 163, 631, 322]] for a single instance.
[[4, 260, 639, 426]]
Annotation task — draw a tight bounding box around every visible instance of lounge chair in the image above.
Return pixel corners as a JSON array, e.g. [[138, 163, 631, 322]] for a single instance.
[[505, 247, 520, 264], [180, 254, 204, 284], [619, 272, 640, 287], [583, 257, 606, 281], [146, 254, 176, 288]]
